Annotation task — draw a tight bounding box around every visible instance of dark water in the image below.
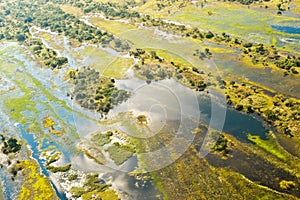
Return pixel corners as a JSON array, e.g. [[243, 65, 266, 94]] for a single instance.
[[206, 150, 300, 197], [198, 94, 268, 141], [272, 25, 300, 34]]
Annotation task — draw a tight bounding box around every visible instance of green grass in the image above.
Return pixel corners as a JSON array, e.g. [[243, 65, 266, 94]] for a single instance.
[[151, 171, 169, 200], [96, 189, 120, 200], [89, 17, 138, 35], [46, 164, 72, 173], [4, 75, 38, 124], [0, 46, 26, 87], [88, 16, 214, 72], [103, 56, 134, 79], [247, 134, 288, 161], [70, 173, 119, 200], [0, 47, 84, 142], [60, 4, 84, 17], [72, 45, 114, 70], [32, 27, 132, 79], [91, 131, 112, 146], [145, 48, 190, 67], [136, 1, 300, 52], [219, 168, 296, 200], [106, 143, 134, 165]]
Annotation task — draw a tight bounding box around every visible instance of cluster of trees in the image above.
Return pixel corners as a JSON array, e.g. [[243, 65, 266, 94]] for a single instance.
[[82, 2, 140, 18], [9, 161, 23, 181], [193, 48, 212, 60], [0, 0, 130, 53], [130, 48, 208, 91], [226, 0, 290, 11], [211, 133, 230, 155], [225, 82, 300, 139], [226, 0, 260, 5], [242, 42, 300, 74], [0, 1, 31, 42], [70, 67, 130, 114], [0, 135, 21, 154], [131, 49, 174, 82], [275, 56, 300, 74], [0, 1, 69, 69], [27, 39, 68, 69], [33, 4, 129, 51], [52, 0, 140, 18], [154, 0, 188, 11]]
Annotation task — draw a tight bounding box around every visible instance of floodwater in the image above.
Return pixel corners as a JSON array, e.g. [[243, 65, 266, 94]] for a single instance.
[[0, 29, 286, 199]]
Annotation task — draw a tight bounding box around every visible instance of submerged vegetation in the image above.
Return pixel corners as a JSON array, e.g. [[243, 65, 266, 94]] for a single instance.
[[79, 128, 136, 166], [70, 173, 119, 200], [106, 142, 136, 165], [0, 0, 300, 199]]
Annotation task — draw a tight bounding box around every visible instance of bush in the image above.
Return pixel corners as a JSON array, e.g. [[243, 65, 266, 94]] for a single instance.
[[205, 31, 214, 39], [279, 180, 296, 190], [2, 138, 21, 154]]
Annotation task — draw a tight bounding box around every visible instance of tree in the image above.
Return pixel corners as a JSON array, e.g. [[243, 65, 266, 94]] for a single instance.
[[16, 34, 26, 42], [2, 138, 21, 154], [264, 109, 277, 121], [205, 31, 214, 39], [5, 10, 10, 16]]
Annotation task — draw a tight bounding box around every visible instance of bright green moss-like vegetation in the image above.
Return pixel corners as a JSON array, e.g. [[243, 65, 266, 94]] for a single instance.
[[91, 131, 112, 146], [46, 164, 72, 173], [106, 142, 135, 165], [247, 133, 287, 161]]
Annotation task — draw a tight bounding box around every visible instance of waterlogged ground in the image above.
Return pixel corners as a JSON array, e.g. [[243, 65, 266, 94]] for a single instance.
[[1, 0, 300, 200], [0, 43, 162, 199], [136, 0, 300, 51], [84, 15, 300, 98]]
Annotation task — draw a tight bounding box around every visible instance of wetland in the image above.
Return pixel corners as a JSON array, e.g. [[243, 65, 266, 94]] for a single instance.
[[0, 0, 300, 200]]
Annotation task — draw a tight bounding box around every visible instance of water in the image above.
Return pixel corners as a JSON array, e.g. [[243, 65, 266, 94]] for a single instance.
[[198, 95, 268, 140], [115, 77, 269, 141], [214, 56, 300, 99], [17, 124, 67, 200], [272, 25, 300, 35], [0, 39, 276, 200]]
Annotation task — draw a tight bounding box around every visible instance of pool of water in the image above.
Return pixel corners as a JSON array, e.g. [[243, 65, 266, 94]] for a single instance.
[[272, 25, 300, 35], [115, 77, 269, 141], [198, 95, 268, 140]]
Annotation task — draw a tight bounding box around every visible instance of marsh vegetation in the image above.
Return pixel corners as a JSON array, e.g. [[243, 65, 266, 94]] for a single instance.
[[0, 0, 300, 199]]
